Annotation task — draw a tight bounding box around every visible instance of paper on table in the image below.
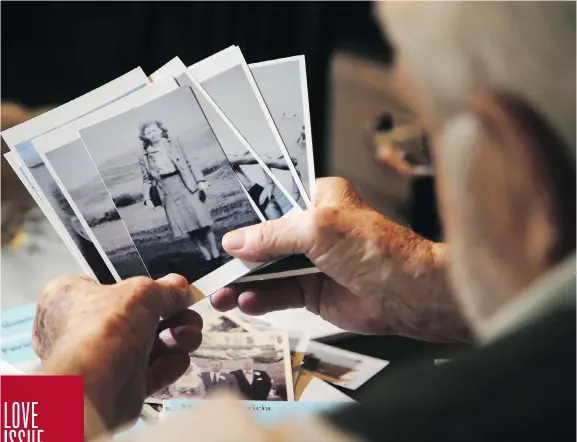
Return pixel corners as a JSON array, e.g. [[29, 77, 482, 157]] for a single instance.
[[0, 334, 40, 373], [0, 360, 23, 374], [163, 398, 345, 425], [298, 377, 354, 403], [1, 302, 37, 340], [304, 341, 389, 390]]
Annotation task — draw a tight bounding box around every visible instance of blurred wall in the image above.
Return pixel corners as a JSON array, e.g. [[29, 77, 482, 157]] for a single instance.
[[1, 1, 391, 177]]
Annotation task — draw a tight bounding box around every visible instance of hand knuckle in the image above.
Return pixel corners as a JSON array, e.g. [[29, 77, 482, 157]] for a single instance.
[[40, 275, 87, 302], [332, 176, 352, 189], [311, 206, 339, 234], [257, 221, 276, 249], [124, 276, 156, 299], [132, 276, 156, 292]]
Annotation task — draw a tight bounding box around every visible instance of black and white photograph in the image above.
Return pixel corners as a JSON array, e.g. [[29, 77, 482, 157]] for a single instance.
[[177, 73, 298, 221], [250, 56, 315, 201], [189, 48, 310, 211], [0, 67, 150, 284], [12, 141, 116, 284], [41, 138, 150, 280], [150, 331, 293, 402], [78, 86, 262, 287]]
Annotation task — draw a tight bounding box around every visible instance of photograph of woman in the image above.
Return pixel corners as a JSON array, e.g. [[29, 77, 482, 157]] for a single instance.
[[138, 121, 221, 263], [78, 86, 262, 286]]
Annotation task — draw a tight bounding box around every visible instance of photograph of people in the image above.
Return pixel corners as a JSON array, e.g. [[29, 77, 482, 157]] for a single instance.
[[228, 151, 299, 220], [79, 86, 262, 284], [176, 360, 206, 398], [139, 121, 221, 264], [200, 359, 239, 395], [231, 358, 272, 401]]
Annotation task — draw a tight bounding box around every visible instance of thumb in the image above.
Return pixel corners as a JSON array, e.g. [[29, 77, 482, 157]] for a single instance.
[[222, 211, 314, 261]]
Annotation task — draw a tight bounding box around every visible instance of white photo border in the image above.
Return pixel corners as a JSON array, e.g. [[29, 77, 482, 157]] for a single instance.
[[3, 152, 95, 279], [248, 55, 316, 199], [176, 71, 302, 219], [1, 68, 150, 282], [188, 47, 311, 208]]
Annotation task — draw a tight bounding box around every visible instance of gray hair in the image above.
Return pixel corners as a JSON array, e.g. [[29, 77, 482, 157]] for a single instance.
[[376, 2, 575, 154]]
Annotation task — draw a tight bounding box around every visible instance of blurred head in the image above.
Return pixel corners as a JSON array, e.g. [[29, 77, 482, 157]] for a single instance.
[[241, 358, 254, 371], [208, 359, 222, 372], [375, 2, 576, 337], [139, 121, 169, 149]]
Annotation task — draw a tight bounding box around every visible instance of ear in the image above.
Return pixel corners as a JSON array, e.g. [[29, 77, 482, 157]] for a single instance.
[[468, 92, 575, 289]]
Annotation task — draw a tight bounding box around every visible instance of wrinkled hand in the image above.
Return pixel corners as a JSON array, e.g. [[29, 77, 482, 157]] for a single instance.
[[213, 177, 468, 342], [199, 181, 210, 191], [33, 274, 202, 430]]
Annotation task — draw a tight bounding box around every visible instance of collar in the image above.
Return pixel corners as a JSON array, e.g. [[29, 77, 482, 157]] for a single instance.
[[481, 254, 576, 344], [144, 138, 170, 154]]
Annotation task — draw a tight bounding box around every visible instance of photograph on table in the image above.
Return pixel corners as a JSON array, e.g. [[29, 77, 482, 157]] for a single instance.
[[0, 67, 150, 283], [36, 136, 150, 280], [249, 55, 315, 200], [302, 341, 389, 390], [188, 46, 310, 211], [150, 331, 293, 402], [176, 71, 299, 221], [203, 313, 257, 333], [78, 86, 263, 294]]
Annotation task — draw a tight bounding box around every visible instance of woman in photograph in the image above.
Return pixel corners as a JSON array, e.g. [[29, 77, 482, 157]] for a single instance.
[[138, 121, 221, 263]]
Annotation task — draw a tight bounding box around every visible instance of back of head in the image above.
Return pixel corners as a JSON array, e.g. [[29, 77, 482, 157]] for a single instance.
[[377, 2, 575, 153], [375, 2, 576, 334]]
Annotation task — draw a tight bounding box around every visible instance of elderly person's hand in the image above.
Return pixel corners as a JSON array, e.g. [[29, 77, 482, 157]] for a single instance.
[[213, 177, 470, 342], [33, 273, 202, 431]]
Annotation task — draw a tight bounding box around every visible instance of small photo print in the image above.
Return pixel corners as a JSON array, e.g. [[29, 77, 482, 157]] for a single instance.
[[150, 331, 293, 402], [78, 86, 262, 284], [303, 341, 389, 390]]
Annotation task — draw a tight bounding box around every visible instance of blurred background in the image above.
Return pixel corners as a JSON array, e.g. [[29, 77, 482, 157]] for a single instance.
[[1, 1, 440, 301]]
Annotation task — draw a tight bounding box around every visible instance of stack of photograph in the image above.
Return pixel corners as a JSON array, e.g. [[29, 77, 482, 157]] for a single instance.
[[3, 46, 394, 422], [2, 45, 319, 296], [149, 313, 294, 404]]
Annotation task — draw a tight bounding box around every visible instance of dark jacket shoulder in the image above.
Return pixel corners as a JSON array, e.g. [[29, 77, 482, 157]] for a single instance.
[[327, 306, 576, 442]]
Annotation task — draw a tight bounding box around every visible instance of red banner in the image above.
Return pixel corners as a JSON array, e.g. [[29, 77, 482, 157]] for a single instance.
[[1, 375, 84, 442]]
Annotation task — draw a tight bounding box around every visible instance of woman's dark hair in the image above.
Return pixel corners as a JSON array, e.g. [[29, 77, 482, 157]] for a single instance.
[[138, 121, 169, 150]]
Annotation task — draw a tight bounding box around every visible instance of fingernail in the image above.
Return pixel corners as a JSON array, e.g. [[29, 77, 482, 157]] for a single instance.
[[222, 230, 245, 251], [159, 328, 177, 347], [158, 273, 188, 291]]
